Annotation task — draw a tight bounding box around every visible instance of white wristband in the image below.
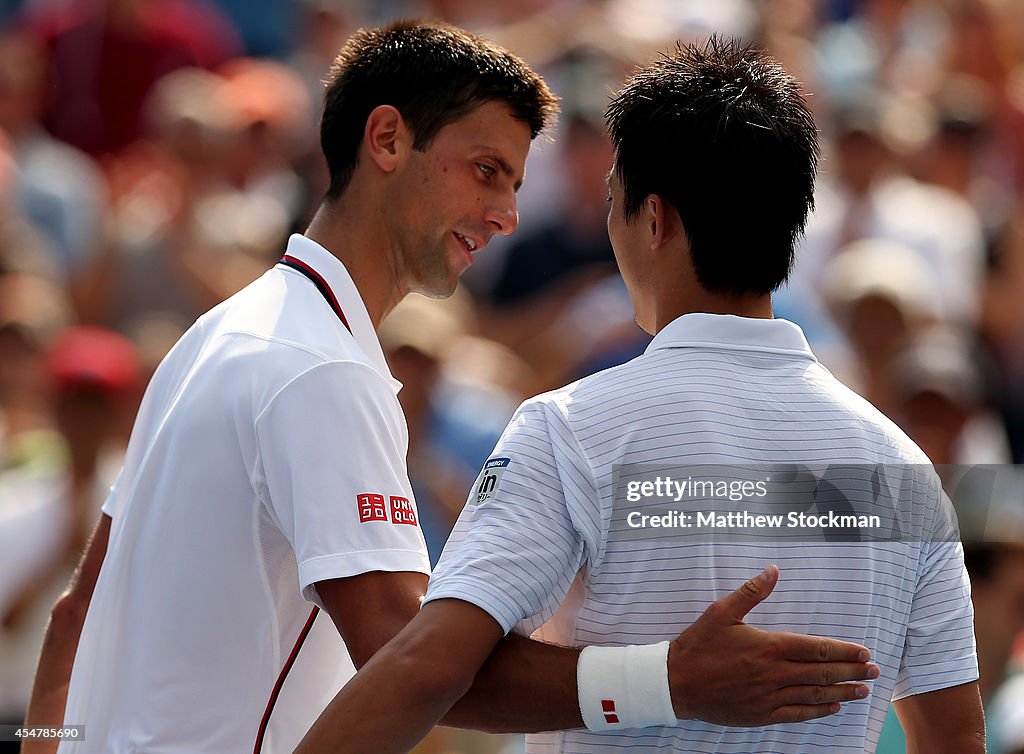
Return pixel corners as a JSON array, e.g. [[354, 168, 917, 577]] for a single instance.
[[576, 641, 677, 731]]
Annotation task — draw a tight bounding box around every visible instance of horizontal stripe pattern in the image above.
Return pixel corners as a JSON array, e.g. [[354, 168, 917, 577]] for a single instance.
[[426, 316, 978, 753]]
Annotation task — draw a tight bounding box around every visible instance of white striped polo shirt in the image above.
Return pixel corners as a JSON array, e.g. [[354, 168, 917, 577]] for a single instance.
[[425, 313, 977, 754]]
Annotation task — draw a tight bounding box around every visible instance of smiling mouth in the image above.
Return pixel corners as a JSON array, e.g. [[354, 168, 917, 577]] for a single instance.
[[453, 232, 479, 253]]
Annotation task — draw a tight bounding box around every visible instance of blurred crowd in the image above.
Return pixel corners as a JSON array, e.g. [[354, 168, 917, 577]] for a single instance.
[[0, 0, 1023, 752]]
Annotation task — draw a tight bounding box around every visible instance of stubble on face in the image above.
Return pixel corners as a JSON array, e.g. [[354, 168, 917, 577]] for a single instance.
[[387, 101, 531, 300]]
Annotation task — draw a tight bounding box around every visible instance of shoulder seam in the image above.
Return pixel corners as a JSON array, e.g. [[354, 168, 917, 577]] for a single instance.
[[214, 328, 347, 363], [253, 359, 393, 428]]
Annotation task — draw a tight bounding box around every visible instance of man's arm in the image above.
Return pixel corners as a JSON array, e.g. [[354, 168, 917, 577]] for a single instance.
[[298, 565, 878, 753], [894, 681, 985, 754], [22, 513, 111, 754], [316, 571, 428, 669]]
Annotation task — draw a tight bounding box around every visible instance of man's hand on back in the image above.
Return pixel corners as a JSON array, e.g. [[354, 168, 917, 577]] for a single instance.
[[669, 565, 878, 726]]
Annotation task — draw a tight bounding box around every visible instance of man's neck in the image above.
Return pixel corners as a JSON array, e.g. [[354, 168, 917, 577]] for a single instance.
[[652, 291, 773, 333], [304, 198, 403, 330]]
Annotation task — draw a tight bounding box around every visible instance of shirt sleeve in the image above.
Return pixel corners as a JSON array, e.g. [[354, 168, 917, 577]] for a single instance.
[[100, 467, 122, 518], [423, 397, 598, 635], [893, 474, 979, 700], [254, 360, 430, 605]]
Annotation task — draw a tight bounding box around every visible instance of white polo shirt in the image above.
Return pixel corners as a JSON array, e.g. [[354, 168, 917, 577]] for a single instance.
[[426, 313, 977, 754], [59, 235, 430, 754]]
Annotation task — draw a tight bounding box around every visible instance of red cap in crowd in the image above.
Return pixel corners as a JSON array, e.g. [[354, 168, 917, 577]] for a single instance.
[[46, 326, 142, 399]]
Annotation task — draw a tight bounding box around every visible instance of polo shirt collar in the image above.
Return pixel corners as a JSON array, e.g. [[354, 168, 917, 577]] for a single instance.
[[646, 313, 816, 361], [283, 234, 398, 386]]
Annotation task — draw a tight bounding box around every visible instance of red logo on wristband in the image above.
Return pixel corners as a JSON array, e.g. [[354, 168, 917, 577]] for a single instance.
[[601, 699, 619, 725]]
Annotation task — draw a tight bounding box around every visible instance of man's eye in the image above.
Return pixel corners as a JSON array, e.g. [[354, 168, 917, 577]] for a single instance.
[[606, 194, 613, 203], [478, 163, 496, 178]]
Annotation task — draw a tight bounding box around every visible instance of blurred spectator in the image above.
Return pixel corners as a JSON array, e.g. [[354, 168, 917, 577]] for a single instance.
[[20, 0, 241, 157], [477, 107, 634, 394], [74, 62, 296, 333], [287, 0, 368, 217], [757, 0, 822, 102], [0, 326, 140, 730], [814, 0, 948, 102], [489, 113, 614, 306], [784, 93, 987, 337], [820, 238, 938, 417], [379, 291, 521, 564], [289, 0, 364, 128], [912, 75, 1013, 244], [982, 202, 1024, 463], [889, 327, 1009, 466], [942, 0, 1014, 96], [0, 30, 106, 281], [0, 129, 56, 281], [214, 58, 311, 227], [0, 272, 71, 471], [967, 543, 1024, 703]]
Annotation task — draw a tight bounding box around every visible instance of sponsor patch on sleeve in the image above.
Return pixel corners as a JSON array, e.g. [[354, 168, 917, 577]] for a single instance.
[[389, 496, 417, 525], [357, 493, 389, 523], [472, 457, 510, 505]]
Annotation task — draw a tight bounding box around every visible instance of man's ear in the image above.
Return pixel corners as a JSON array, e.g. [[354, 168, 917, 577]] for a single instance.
[[363, 105, 410, 174], [644, 194, 682, 250]]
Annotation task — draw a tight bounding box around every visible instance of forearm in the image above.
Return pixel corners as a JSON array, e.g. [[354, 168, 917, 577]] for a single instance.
[[21, 596, 88, 754], [897, 682, 986, 754], [298, 621, 476, 754], [23, 515, 109, 754], [440, 632, 582, 733]]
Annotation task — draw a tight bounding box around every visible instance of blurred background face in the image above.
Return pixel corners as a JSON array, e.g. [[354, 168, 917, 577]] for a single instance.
[[563, 116, 615, 219], [835, 130, 892, 195], [847, 294, 910, 362]]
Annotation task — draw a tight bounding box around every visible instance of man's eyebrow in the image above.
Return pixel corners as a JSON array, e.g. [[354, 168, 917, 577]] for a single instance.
[[493, 156, 523, 192], [604, 169, 613, 185], [476, 149, 523, 192]]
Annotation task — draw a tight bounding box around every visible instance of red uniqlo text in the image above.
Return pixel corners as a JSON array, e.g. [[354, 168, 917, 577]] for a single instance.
[[390, 496, 417, 525]]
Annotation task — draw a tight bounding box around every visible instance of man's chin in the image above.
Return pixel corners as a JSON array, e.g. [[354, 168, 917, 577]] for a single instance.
[[410, 274, 460, 300]]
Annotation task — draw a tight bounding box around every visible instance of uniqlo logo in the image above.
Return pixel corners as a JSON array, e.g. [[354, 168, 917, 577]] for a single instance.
[[602, 699, 619, 725], [357, 494, 388, 523], [389, 496, 417, 525]]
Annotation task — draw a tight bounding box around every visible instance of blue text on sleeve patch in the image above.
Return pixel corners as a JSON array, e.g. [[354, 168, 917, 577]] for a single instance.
[[473, 457, 510, 505]]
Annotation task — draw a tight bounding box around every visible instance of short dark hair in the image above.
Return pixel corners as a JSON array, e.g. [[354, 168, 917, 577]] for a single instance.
[[606, 36, 819, 295], [321, 20, 559, 199]]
